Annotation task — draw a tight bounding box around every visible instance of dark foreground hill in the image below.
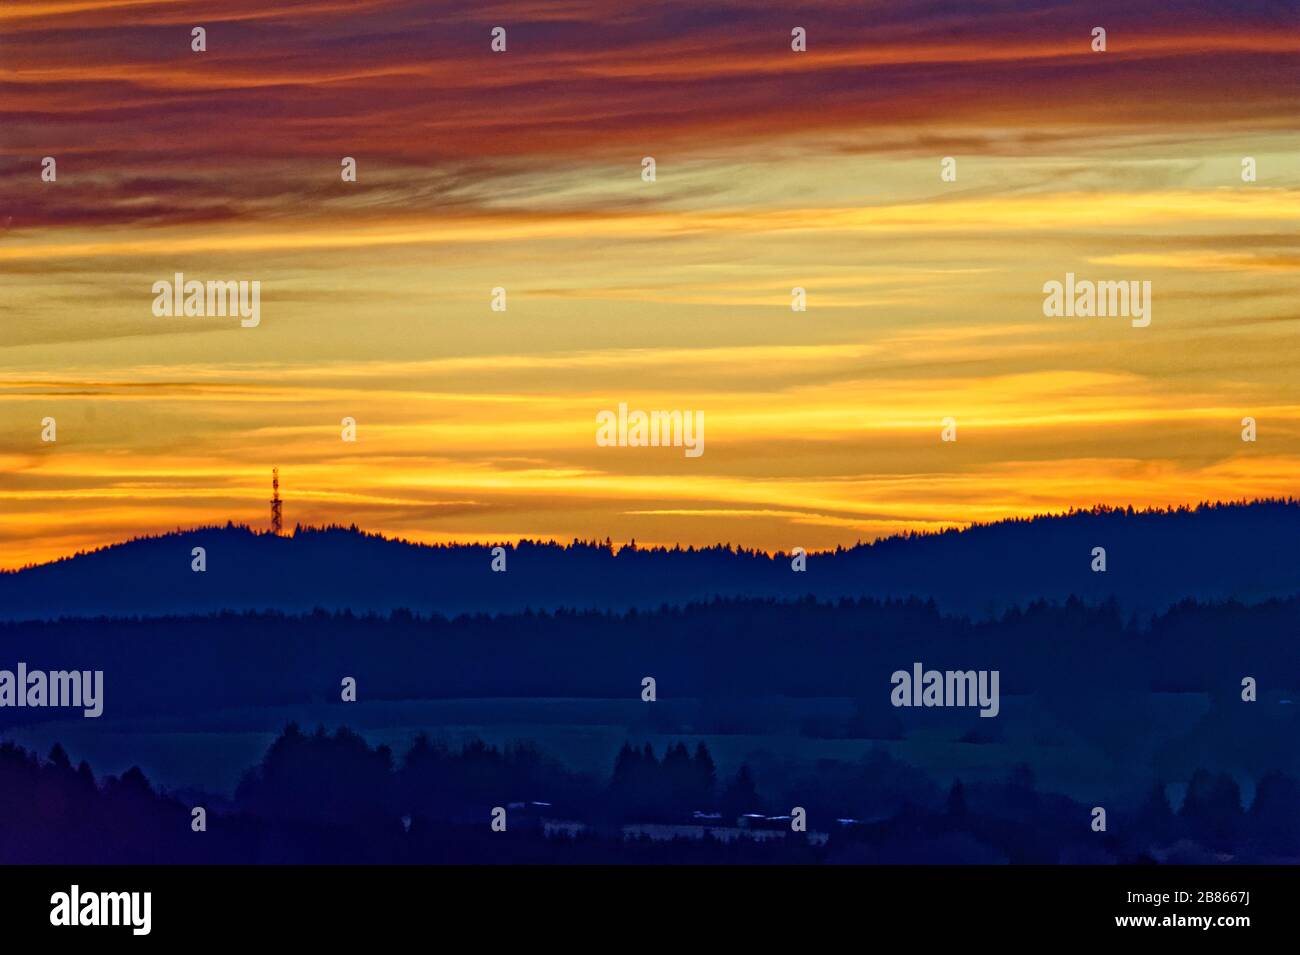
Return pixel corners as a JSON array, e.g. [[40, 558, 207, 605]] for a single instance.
[[2, 500, 1298, 621], [7, 726, 1296, 864]]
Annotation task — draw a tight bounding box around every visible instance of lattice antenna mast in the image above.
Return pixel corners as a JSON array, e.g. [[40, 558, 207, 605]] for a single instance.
[[270, 468, 283, 535]]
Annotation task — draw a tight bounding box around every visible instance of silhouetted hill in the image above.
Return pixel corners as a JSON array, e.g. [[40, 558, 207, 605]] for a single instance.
[[2, 499, 1297, 621]]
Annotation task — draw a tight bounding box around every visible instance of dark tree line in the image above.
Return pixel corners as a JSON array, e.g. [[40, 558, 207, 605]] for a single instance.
[[3, 729, 1299, 864], [4, 594, 1299, 738]]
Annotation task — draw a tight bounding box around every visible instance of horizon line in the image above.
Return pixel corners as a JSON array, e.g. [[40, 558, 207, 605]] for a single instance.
[[5, 494, 1296, 575]]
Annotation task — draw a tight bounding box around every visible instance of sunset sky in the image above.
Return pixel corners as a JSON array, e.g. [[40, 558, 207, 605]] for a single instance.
[[2, 0, 1298, 568]]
